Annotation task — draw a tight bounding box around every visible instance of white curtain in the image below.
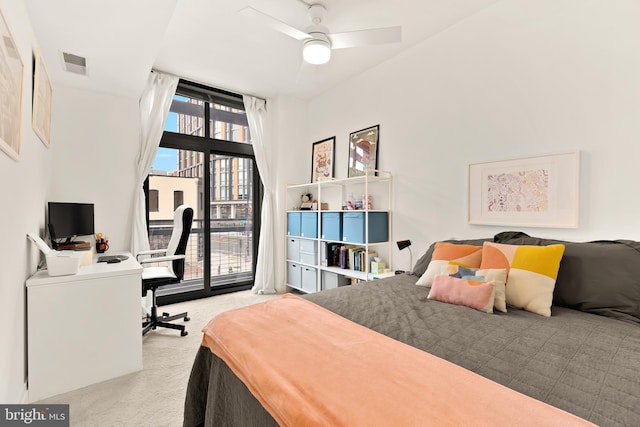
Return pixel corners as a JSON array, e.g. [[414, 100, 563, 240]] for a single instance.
[[132, 71, 178, 314], [131, 71, 179, 256], [243, 95, 276, 294]]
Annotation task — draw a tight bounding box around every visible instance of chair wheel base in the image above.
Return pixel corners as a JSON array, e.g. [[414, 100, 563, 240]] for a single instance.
[[142, 309, 190, 337]]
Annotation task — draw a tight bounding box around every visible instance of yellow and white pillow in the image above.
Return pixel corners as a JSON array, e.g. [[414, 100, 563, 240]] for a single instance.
[[480, 242, 565, 317]]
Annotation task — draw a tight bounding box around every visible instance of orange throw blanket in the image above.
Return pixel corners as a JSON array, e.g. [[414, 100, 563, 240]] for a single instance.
[[201, 294, 595, 427]]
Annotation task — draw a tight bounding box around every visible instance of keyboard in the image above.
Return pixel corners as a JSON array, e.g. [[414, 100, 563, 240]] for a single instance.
[[97, 255, 129, 263]]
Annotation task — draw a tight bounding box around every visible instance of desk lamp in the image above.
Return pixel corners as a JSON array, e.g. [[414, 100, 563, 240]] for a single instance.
[[396, 240, 412, 274]]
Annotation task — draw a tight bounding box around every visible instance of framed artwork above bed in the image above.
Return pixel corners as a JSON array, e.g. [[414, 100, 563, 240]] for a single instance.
[[468, 151, 579, 228]]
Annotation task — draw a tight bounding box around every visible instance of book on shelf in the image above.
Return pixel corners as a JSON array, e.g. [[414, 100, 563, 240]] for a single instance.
[[321, 244, 377, 273]]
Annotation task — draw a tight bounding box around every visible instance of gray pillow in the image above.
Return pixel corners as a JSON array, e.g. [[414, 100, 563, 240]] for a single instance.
[[496, 232, 640, 324], [410, 238, 491, 277]]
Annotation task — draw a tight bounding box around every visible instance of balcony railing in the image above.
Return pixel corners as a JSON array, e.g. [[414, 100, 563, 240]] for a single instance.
[[148, 218, 253, 293]]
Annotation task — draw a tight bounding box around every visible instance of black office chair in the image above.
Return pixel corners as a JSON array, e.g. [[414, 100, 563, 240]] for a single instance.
[[138, 204, 194, 337]]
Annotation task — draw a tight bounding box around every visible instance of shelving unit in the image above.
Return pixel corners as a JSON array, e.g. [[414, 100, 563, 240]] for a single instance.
[[285, 171, 393, 293]]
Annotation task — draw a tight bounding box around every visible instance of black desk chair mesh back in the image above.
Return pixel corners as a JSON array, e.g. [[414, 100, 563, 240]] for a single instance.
[[138, 205, 194, 337]]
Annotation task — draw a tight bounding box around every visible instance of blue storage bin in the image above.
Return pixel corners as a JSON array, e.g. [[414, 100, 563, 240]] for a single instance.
[[300, 212, 318, 238], [287, 212, 301, 236], [342, 212, 389, 244], [321, 212, 342, 241]]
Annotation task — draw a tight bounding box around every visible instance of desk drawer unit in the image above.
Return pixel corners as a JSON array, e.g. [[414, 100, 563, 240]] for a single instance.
[[300, 212, 318, 238], [342, 212, 389, 244], [321, 212, 342, 241]]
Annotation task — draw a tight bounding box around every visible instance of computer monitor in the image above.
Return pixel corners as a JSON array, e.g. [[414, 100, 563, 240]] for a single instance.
[[48, 202, 95, 247]]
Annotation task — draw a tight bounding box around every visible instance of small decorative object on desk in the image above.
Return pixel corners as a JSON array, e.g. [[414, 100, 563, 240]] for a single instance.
[[95, 233, 109, 253]]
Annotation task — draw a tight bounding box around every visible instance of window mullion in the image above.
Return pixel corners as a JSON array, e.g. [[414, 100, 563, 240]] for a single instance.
[[204, 102, 211, 140]]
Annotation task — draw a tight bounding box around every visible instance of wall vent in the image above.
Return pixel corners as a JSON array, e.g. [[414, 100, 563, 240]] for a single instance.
[[61, 51, 87, 75]]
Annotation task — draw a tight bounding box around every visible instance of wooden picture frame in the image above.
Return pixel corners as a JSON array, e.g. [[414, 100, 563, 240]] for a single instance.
[[0, 8, 24, 160], [311, 136, 335, 182], [348, 125, 379, 177], [32, 49, 52, 147], [468, 151, 580, 228]]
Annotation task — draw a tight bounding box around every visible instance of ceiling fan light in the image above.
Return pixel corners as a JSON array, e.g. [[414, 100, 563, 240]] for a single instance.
[[303, 39, 331, 64]]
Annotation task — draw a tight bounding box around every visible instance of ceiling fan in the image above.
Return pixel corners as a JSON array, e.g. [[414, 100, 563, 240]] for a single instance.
[[239, 3, 402, 65]]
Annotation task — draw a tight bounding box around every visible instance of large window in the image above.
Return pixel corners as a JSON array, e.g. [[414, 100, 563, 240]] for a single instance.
[[146, 80, 260, 304]]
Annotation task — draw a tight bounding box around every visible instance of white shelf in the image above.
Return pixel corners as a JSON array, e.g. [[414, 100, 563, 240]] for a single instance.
[[285, 172, 393, 293], [319, 265, 393, 281], [320, 239, 389, 246]]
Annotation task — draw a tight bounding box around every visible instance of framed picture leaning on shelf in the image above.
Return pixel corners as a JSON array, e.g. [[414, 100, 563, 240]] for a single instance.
[[311, 136, 335, 182], [348, 124, 379, 177]]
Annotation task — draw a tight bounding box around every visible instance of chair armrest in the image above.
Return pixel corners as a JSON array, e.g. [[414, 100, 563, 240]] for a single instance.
[[139, 254, 186, 264], [136, 249, 167, 261]]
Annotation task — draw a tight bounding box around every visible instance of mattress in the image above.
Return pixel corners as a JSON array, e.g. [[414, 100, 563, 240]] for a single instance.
[[184, 274, 640, 426]]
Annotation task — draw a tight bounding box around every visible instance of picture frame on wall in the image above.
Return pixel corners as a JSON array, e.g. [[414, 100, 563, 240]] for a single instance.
[[348, 124, 379, 177], [311, 137, 335, 182], [32, 50, 52, 148], [468, 151, 580, 228], [0, 8, 24, 160]]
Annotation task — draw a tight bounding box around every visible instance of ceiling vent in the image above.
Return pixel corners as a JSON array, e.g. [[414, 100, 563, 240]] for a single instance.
[[61, 51, 87, 75]]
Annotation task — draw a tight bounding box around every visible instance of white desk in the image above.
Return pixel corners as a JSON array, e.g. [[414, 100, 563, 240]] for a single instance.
[[26, 252, 143, 402]]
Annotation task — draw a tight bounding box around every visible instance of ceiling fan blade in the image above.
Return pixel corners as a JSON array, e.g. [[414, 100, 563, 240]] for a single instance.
[[239, 6, 311, 41], [330, 26, 402, 49]]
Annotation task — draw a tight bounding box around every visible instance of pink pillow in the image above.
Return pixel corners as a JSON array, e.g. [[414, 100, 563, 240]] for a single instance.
[[428, 275, 496, 313]]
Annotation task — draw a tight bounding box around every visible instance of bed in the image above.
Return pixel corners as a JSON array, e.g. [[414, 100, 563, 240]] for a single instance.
[[183, 232, 640, 426]]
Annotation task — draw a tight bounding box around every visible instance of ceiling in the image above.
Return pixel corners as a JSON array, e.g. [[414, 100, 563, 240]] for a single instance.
[[24, 0, 500, 100]]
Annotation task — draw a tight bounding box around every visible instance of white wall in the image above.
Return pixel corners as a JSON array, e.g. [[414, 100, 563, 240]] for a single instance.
[[269, 96, 308, 292], [0, 0, 51, 404], [48, 86, 139, 252], [306, 0, 640, 269]]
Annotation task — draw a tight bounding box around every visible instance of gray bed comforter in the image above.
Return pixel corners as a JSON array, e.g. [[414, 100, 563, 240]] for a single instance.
[[184, 275, 640, 426]]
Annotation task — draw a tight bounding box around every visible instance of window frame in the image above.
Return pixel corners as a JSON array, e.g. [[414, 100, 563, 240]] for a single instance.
[[145, 79, 262, 305]]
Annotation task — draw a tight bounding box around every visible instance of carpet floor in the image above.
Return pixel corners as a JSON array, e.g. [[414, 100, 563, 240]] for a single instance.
[[35, 290, 280, 427]]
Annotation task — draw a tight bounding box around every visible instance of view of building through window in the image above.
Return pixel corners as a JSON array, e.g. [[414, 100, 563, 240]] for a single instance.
[[147, 88, 256, 299]]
